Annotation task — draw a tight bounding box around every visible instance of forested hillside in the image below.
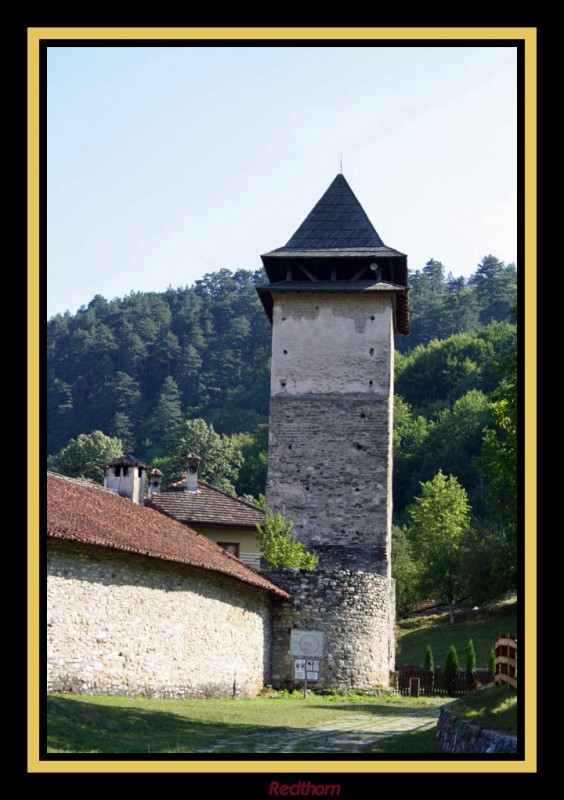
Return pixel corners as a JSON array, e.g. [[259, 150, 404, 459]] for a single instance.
[[47, 255, 516, 517]]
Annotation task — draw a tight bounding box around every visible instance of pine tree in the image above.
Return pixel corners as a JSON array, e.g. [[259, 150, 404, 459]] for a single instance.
[[466, 639, 476, 674], [423, 645, 434, 673], [445, 645, 459, 675], [488, 648, 497, 677]]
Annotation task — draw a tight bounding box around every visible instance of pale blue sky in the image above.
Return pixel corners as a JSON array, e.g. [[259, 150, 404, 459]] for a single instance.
[[47, 45, 517, 318]]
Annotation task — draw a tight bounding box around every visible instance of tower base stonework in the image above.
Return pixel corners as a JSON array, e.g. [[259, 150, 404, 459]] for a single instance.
[[267, 566, 395, 689]]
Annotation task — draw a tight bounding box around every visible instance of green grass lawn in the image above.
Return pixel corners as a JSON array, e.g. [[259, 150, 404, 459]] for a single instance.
[[47, 691, 447, 754], [396, 596, 517, 668], [446, 684, 517, 735]]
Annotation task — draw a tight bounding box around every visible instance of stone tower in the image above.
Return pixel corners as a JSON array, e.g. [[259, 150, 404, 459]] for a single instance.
[[257, 174, 409, 688]]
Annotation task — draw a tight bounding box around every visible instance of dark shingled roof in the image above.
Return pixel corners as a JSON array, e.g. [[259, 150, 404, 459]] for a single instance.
[[282, 174, 385, 250], [146, 480, 266, 529], [47, 472, 288, 599]]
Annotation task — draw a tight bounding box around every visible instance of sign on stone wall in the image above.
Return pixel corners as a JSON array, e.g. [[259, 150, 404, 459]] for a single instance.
[[290, 629, 325, 658], [293, 658, 321, 681]]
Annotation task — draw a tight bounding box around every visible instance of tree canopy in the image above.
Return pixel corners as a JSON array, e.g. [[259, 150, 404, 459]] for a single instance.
[[151, 418, 243, 494], [47, 430, 124, 484], [407, 470, 471, 623]]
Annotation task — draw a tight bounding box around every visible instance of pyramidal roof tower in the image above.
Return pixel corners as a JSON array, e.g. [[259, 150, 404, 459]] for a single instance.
[[282, 171, 386, 248], [257, 174, 409, 690], [258, 173, 409, 334]]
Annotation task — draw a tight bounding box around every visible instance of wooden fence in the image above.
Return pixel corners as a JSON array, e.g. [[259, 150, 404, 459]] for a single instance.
[[494, 633, 517, 689], [397, 667, 494, 698]]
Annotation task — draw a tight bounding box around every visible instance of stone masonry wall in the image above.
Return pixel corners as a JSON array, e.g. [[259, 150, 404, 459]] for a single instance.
[[436, 706, 518, 754], [47, 539, 272, 698], [267, 568, 396, 689]]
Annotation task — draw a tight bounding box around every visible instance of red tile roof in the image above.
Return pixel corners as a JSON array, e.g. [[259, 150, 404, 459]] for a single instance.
[[146, 480, 266, 528], [47, 472, 289, 599]]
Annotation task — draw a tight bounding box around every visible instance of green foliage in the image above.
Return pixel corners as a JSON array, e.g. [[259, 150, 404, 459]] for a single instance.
[[47, 430, 123, 484], [396, 332, 495, 411], [445, 645, 459, 675], [144, 375, 183, 446], [230, 426, 269, 499], [407, 471, 471, 621], [391, 525, 419, 618], [488, 649, 497, 677], [471, 256, 517, 326], [397, 256, 516, 353], [47, 269, 272, 459], [458, 520, 516, 603], [479, 345, 517, 578], [156, 418, 243, 494], [256, 509, 318, 570], [466, 639, 476, 674], [393, 323, 516, 520], [423, 645, 434, 673]]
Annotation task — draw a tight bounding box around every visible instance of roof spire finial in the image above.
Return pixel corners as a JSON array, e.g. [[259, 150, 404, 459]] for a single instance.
[[340, 152, 343, 174]]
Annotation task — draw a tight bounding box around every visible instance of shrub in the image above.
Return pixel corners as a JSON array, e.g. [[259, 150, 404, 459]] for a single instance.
[[466, 639, 476, 674], [488, 648, 497, 676], [445, 645, 459, 675], [423, 645, 434, 673], [256, 509, 318, 569]]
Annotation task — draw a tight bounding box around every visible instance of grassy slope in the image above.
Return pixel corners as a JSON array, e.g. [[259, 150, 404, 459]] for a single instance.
[[47, 692, 445, 754], [446, 684, 517, 735], [396, 597, 517, 667]]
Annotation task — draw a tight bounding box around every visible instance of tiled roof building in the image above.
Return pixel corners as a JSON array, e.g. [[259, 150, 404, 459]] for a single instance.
[[147, 479, 265, 528], [146, 457, 265, 568], [47, 472, 288, 699], [48, 472, 282, 597]]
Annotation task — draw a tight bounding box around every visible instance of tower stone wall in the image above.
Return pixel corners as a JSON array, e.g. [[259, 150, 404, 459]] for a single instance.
[[267, 568, 395, 690], [266, 291, 394, 572], [264, 291, 396, 688]]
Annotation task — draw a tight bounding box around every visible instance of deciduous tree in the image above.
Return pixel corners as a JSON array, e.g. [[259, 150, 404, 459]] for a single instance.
[[47, 430, 123, 484], [407, 471, 471, 623]]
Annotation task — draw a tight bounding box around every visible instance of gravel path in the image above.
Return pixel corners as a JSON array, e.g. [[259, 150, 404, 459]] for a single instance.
[[196, 708, 439, 753]]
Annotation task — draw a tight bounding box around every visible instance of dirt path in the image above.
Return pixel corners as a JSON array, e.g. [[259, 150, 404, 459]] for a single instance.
[[196, 708, 439, 753]]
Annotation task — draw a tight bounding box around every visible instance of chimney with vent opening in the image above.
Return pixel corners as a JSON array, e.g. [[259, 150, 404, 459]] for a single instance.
[[103, 456, 148, 504], [184, 453, 201, 493], [147, 468, 163, 496]]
